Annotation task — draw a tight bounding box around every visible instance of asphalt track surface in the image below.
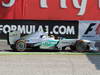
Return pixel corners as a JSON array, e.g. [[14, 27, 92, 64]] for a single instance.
[[0, 55, 100, 75], [0, 40, 100, 75]]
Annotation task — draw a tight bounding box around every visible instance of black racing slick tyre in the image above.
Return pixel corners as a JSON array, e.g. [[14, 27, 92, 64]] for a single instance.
[[76, 41, 90, 52], [10, 45, 17, 51], [70, 45, 76, 50], [15, 40, 26, 52]]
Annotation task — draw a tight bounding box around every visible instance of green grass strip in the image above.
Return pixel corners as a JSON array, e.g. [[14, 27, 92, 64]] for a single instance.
[[0, 52, 100, 55]]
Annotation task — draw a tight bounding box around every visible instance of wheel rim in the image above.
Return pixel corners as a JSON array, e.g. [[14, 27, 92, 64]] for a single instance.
[[76, 41, 88, 52], [16, 41, 26, 52]]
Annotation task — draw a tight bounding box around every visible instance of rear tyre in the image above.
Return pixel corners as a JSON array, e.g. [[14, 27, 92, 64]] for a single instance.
[[62, 46, 66, 50], [10, 44, 17, 51], [15, 40, 26, 52]]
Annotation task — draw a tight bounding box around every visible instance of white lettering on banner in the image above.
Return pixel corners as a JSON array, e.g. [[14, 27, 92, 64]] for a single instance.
[[73, 0, 87, 15], [26, 25, 33, 34], [3, 25, 11, 34], [1, 0, 100, 16], [59, 26, 66, 34], [40, 0, 48, 8], [38, 25, 44, 32], [66, 26, 75, 35], [32, 25, 35, 33], [17, 25, 26, 34], [11, 25, 17, 31], [60, 0, 67, 8], [0, 25, 76, 35], [53, 25, 75, 35], [45, 25, 49, 33], [2, 0, 15, 7], [0, 25, 40, 34], [53, 26, 59, 34]]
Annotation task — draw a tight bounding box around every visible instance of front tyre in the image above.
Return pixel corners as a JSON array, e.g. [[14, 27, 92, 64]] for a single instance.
[[70, 45, 76, 50], [76, 41, 90, 52], [15, 40, 26, 52]]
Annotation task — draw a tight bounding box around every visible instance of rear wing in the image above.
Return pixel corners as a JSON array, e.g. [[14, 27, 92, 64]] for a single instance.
[[7, 31, 21, 45]]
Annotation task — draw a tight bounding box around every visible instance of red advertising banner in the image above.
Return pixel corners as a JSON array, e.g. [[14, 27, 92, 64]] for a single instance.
[[0, 0, 100, 20]]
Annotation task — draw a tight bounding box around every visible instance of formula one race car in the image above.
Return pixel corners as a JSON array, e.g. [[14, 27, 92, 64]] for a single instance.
[[7, 31, 98, 52]]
